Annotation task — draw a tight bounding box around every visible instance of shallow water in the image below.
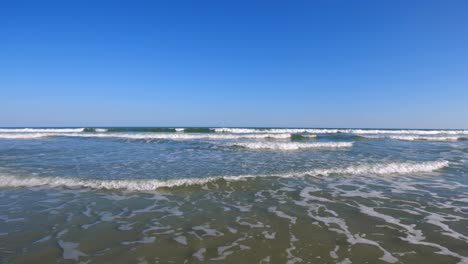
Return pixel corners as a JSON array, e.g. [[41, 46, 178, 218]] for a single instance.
[[0, 128, 467, 263]]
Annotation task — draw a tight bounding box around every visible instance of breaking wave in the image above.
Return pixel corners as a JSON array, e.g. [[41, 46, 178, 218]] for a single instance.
[[0, 134, 52, 139], [232, 142, 353, 150], [0, 160, 448, 191]]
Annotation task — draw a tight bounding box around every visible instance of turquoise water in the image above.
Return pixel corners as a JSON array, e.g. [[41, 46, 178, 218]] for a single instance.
[[0, 128, 467, 263]]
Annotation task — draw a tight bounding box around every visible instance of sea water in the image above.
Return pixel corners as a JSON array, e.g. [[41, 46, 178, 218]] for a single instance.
[[0, 127, 467, 263]]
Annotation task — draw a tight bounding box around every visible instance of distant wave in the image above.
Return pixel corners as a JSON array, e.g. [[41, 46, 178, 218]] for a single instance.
[[343, 129, 468, 135], [1, 127, 467, 135], [290, 134, 317, 141], [83, 128, 109, 132], [0, 132, 292, 140], [89, 127, 212, 133], [0, 160, 448, 191], [0, 128, 85, 133], [232, 142, 353, 150], [105, 127, 175, 133], [213, 128, 468, 135], [0, 134, 52, 139], [183, 128, 214, 133], [214, 128, 340, 134], [363, 135, 465, 141]]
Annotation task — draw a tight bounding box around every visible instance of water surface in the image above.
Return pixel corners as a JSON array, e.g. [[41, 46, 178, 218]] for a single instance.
[[1, 128, 467, 263]]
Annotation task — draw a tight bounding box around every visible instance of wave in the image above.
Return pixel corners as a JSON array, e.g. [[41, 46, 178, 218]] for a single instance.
[[232, 142, 353, 150], [363, 135, 465, 141], [213, 128, 468, 135], [0, 128, 84, 133], [214, 128, 340, 134], [0, 160, 448, 191], [105, 128, 176, 133], [183, 128, 214, 133], [0, 132, 293, 140], [347, 129, 468, 135], [290, 134, 317, 141], [2, 127, 467, 136], [0, 134, 52, 139], [304, 160, 449, 175]]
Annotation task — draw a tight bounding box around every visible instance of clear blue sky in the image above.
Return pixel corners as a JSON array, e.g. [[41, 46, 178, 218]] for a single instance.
[[1, 0, 467, 128]]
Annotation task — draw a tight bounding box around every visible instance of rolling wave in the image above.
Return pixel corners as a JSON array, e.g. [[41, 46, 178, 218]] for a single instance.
[[290, 134, 317, 141], [0, 160, 448, 191], [232, 142, 353, 150]]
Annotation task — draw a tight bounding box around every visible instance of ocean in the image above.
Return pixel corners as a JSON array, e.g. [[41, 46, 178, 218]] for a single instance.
[[0, 127, 467, 263]]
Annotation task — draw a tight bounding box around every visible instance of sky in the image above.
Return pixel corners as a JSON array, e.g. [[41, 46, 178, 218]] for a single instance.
[[1, 0, 467, 128]]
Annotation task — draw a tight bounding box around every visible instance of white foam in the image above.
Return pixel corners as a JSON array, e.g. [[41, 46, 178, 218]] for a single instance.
[[268, 206, 297, 224], [304, 160, 449, 176], [192, 224, 224, 237], [121, 236, 155, 245], [262, 231, 276, 239], [210, 235, 251, 261], [329, 245, 339, 259], [296, 197, 398, 263], [174, 235, 188, 245], [233, 142, 353, 150], [357, 204, 468, 262], [0, 133, 53, 139], [58, 240, 87, 260], [193, 248, 206, 261], [0, 160, 448, 191]]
